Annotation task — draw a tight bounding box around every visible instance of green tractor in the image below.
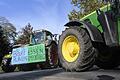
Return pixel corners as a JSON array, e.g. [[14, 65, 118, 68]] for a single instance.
[[58, 0, 120, 71], [2, 30, 58, 72]]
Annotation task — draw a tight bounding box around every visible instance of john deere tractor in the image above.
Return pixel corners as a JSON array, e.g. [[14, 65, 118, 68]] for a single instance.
[[2, 29, 58, 72], [58, 0, 120, 71]]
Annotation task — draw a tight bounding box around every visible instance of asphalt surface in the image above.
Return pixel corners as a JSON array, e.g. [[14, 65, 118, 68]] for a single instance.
[[0, 67, 120, 80]]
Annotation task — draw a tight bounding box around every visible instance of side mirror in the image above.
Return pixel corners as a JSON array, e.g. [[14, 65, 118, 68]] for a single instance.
[[53, 34, 58, 37], [53, 34, 59, 42]]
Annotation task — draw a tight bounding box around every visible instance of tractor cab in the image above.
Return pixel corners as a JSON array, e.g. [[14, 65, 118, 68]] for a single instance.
[[30, 30, 53, 44]]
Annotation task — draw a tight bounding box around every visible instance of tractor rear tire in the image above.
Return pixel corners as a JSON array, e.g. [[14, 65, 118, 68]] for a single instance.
[[58, 27, 96, 72], [95, 47, 120, 69]]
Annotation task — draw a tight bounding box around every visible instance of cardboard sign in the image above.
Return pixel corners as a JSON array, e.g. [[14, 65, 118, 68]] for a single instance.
[[28, 44, 46, 63], [11, 47, 28, 64], [11, 44, 46, 65]]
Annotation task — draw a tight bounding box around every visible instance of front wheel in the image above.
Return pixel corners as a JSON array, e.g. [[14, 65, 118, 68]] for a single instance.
[[1, 58, 16, 72], [58, 27, 96, 72], [41, 42, 58, 69]]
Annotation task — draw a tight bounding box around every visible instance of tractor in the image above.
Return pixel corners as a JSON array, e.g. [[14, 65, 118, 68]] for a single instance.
[[58, 0, 120, 71], [2, 29, 58, 72]]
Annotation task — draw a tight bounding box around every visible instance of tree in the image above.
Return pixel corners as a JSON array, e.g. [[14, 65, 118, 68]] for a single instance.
[[0, 17, 17, 44], [0, 17, 17, 64], [68, 0, 106, 20], [16, 23, 33, 45], [0, 28, 10, 63]]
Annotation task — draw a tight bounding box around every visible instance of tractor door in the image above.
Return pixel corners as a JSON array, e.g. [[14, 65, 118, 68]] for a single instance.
[[97, 10, 119, 46]]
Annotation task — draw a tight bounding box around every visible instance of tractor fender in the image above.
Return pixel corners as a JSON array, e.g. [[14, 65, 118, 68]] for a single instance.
[[64, 21, 104, 43]]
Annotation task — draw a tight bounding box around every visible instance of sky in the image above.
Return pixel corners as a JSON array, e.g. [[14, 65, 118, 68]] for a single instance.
[[0, 0, 74, 34]]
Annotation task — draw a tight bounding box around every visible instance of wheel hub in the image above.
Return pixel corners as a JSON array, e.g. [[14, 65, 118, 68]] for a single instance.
[[62, 35, 80, 62]]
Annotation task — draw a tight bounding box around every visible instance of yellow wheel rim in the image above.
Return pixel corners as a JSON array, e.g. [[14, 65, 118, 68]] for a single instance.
[[62, 35, 80, 62]]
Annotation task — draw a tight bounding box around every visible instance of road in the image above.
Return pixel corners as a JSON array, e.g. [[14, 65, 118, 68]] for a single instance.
[[0, 67, 120, 80]]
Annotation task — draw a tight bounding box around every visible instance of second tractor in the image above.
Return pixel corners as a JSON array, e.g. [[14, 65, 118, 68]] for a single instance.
[[2, 29, 58, 72]]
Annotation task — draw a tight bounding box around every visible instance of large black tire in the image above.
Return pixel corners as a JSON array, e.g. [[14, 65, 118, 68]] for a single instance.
[[18, 64, 36, 71], [1, 58, 16, 72], [95, 45, 120, 69], [58, 27, 96, 72], [41, 42, 58, 69]]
